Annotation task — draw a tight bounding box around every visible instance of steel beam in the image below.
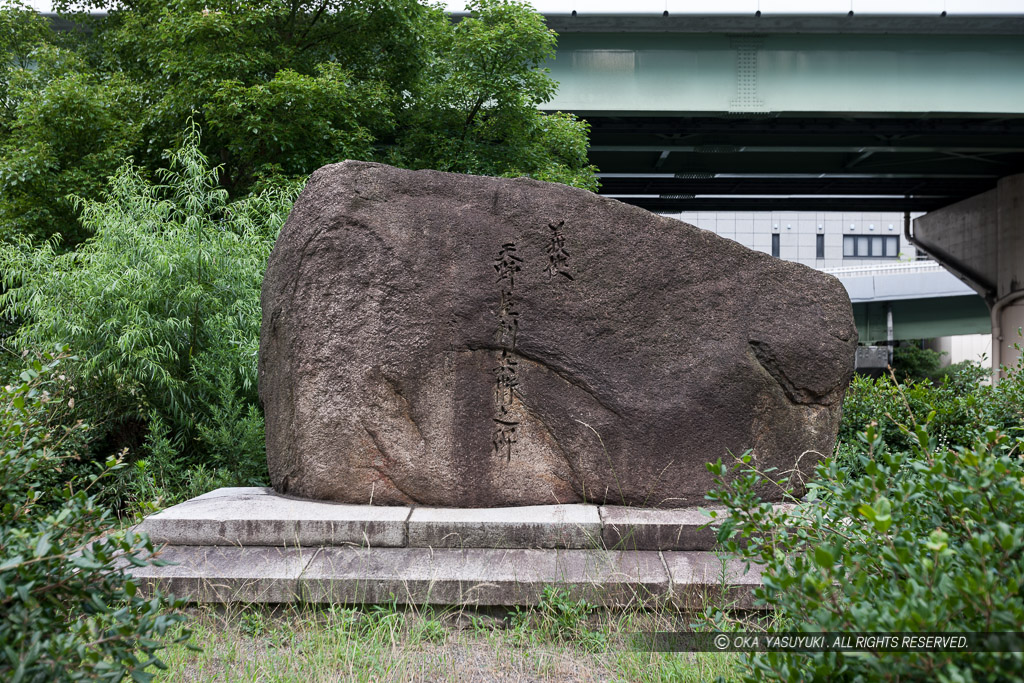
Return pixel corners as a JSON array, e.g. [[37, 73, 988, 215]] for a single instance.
[[611, 196, 949, 212]]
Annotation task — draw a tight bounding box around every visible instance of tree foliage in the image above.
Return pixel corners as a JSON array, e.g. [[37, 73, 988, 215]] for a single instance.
[[388, 0, 596, 188], [0, 0, 597, 245], [0, 2, 143, 244], [0, 1, 51, 126]]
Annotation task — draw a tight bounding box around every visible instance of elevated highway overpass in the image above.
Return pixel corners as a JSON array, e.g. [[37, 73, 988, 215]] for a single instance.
[[534, 7, 1024, 214], [828, 261, 990, 344]]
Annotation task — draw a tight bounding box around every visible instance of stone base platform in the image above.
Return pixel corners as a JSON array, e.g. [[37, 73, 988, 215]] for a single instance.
[[129, 487, 770, 608]]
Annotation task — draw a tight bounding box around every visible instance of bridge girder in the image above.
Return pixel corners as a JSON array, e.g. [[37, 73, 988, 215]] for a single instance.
[[542, 26, 1024, 213]]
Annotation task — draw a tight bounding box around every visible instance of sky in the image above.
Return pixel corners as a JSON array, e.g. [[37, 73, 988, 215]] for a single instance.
[[21, 0, 1024, 14]]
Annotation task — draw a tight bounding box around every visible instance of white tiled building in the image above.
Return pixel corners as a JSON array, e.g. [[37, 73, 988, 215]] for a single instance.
[[666, 211, 916, 269]]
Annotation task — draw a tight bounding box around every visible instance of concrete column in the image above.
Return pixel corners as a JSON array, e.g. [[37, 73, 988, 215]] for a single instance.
[[992, 297, 1024, 376], [993, 174, 1024, 376], [913, 172, 1024, 380]]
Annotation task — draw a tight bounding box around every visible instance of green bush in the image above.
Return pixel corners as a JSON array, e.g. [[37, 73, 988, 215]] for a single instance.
[[0, 347, 187, 682], [707, 374, 1024, 681], [890, 342, 944, 382], [0, 124, 294, 512], [838, 359, 1023, 473]]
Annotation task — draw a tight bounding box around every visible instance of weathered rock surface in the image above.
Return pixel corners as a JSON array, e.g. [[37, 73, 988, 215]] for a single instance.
[[259, 162, 857, 508]]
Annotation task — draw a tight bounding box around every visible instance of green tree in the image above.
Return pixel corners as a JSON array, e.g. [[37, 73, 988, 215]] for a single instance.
[[85, 0, 423, 194], [0, 46, 143, 245], [203, 62, 389, 191], [0, 1, 50, 130], [0, 2, 142, 245], [0, 0, 596, 244], [390, 0, 597, 189], [890, 340, 944, 381]]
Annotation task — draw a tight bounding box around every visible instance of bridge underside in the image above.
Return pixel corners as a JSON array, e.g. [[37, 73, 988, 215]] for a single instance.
[[544, 27, 1024, 213], [587, 114, 1024, 213]]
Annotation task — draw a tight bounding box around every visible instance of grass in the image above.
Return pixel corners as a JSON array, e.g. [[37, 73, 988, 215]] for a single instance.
[[151, 594, 741, 682]]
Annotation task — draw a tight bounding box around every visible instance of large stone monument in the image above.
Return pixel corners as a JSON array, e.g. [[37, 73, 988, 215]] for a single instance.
[[259, 162, 857, 508]]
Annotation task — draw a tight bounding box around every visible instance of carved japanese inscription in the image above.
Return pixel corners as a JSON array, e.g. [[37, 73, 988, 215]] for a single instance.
[[545, 220, 573, 280], [491, 242, 522, 460], [489, 222, 574, 462]]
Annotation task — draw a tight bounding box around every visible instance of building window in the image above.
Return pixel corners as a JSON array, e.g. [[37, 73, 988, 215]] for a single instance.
[[771, 233, 780, 258], [843, 235, 899, 258], [816, 234, 824, 259]]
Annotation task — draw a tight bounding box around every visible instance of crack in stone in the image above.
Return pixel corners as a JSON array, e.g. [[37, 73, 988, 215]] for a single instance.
[[379, 373, 427, 448], [517, 397, 583, 497], [359, 421, 421, 505], [464, 343, 623, 419]]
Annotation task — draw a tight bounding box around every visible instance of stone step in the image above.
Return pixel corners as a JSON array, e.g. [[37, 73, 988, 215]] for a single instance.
[[139, 487, 411, 548], [139, 487, 762, 552], [128, 545, 764, 609], [131, 488, 774, 607]]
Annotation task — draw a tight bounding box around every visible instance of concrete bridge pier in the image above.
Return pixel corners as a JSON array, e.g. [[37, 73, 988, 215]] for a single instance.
[[913, 174, 1024, 378], [993, 295, 1024, 375]]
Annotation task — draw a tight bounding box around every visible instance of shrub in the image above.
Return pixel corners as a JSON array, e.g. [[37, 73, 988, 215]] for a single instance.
[[0, 347, 187, 682], [890, 341, 944, 382], [0, 124, 296, 512], [838, 358, 1024, 473], [707, 375, 1024, 681]]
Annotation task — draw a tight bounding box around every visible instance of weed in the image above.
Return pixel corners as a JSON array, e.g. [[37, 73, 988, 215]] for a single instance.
[[151, 600, 739, 681], [508, 586, 608, 652]]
